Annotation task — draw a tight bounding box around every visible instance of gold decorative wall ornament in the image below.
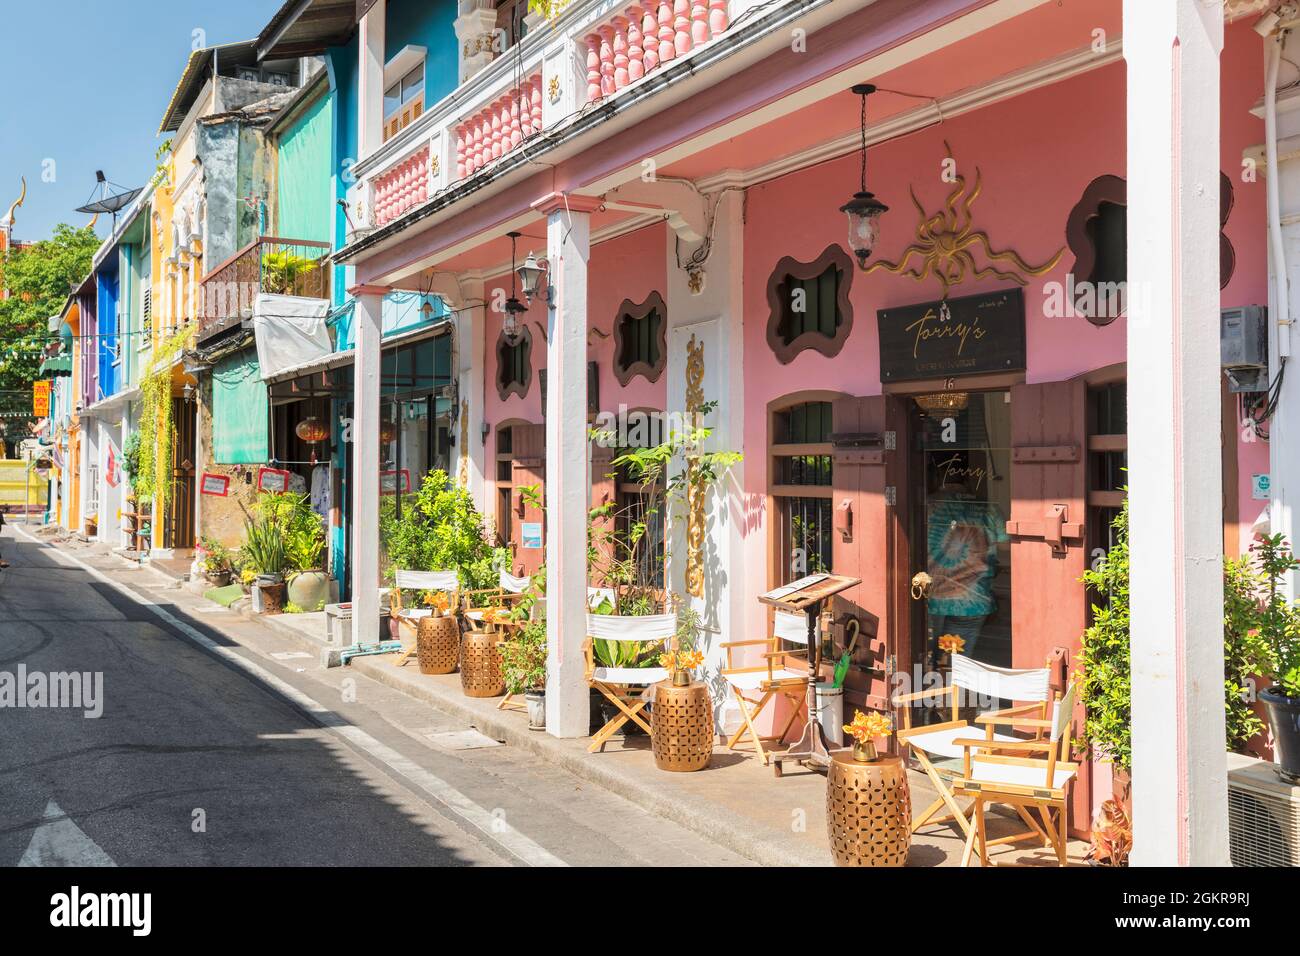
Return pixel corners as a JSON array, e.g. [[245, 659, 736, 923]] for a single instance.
[[548, 75, 562, 104], [458, 399, 470, 487], [684, 334, 705, 598], [866, 143, 1064, 298]]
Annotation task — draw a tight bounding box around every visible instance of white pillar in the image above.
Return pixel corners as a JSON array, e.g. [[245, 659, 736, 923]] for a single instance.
[[1124, 0, 1229, 867], [452, 276, 489, 515], [536, 193, 598, 737], [358, 0, 387, 162], [349, 286, 386, 647]]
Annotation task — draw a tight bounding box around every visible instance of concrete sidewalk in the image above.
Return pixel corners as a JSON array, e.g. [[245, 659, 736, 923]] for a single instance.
[[46, 530, 1086, 867]]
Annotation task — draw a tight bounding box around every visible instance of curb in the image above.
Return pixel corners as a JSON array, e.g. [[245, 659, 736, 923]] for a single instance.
[[348, 654, 831, 867]]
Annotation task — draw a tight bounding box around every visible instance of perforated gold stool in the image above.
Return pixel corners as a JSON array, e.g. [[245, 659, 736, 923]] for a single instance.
[[650, 680, 713, 772], [460, 627, 505, 698], [826, 752, 911, 866], [417, 615, 460, 675]]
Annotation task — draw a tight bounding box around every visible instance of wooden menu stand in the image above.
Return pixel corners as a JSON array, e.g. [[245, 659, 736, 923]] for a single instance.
[[759, 573, 862, 777]]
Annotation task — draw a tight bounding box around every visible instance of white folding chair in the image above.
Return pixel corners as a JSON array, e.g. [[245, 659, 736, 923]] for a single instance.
[[390, 569, 459, 667], [894, 654, 1053, 839], [952, 680, 1079, 866], [719, 610, 811, 765], [583, 612, 675, 752]]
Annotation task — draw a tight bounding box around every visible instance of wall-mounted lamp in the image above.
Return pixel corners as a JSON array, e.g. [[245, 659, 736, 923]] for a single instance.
[[481, 421, 491, 444], [518, 250, 548, 303], [840, 83, 889, 269]]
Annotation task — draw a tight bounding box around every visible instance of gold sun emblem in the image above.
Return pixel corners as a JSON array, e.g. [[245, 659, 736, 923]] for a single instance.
[[867, 142, 1064, 298]]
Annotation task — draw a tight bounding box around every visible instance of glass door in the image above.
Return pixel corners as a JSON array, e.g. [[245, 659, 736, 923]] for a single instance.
[[911, 390, 1013, 673]]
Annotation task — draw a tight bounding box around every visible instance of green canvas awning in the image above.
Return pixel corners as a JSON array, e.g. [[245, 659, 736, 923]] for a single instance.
[[212, 351, 269, 464], [38, 355, 71, 378]]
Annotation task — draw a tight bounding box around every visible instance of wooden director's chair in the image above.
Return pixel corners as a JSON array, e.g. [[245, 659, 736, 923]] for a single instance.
[[894, 654, 1053, 840], [951, 678, 1079, 866], [719, 609, 811, 765], [583, 611, 676, 752], [389, 569, 459, 667]]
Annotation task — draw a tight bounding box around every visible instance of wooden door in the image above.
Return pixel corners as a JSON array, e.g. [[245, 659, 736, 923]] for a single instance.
[[1006, 378, 1090, 831], [165, 397, 197, 550], [829, 395, 912, 720], [509, 423, 546, 577]]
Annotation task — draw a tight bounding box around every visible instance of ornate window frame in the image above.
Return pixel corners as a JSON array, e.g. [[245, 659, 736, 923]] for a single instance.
[[764, 244, 854, 364], [495, 324, 533, 401], [611, 291, 667, 386]]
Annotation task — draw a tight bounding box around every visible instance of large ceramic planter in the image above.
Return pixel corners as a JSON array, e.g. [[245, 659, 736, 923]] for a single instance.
[[1260, 686, 1300, 782], [286, 570, 330, 611]]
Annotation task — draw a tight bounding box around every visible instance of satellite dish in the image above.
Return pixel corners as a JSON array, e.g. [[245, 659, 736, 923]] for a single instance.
[[75, 171, 142, 231]]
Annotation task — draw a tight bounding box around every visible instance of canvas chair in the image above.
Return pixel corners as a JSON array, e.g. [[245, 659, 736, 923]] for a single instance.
[[719, 609, 812, 766], [389, 569, 459, 667], [894, 655, 1053, 840], [463, 569, 532, 624], [526, 586, 618, 622], [583, 612, 676, 753], [951, 679, 1079, 866]]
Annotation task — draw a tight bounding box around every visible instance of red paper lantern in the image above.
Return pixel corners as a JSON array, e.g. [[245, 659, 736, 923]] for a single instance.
[[295, 416, 329, 443], [380, 420, 397, 444]]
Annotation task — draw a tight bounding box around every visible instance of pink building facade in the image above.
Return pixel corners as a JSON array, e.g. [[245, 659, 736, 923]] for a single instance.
[[336, 0, 1271, 851]]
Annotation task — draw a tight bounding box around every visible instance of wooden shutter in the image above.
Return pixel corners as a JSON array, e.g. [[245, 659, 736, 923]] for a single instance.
[[510, 424, 546, 577], [1006, 378, 1090, 830], [830, 395, 911, 716]]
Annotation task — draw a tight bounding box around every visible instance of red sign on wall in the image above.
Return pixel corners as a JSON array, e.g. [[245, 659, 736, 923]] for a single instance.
[[200, 473, 230, 497], [380, 469, 411, 496], [256, 467, 292, 494]]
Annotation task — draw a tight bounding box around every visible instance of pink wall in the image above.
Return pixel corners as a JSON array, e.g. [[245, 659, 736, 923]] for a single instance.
[[483, 221, 669, 428], [739, 23, 1270, 642]]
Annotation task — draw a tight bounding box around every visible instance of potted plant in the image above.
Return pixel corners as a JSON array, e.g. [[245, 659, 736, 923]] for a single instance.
[[240, 501, 287, 614], [843, 709, 893, 762], [502, 619, 547, 729], [1249, 533, 1300, 782], [199, 537, 234, 587], [262, 492, 330, 612], [260, 249, 317, 296]]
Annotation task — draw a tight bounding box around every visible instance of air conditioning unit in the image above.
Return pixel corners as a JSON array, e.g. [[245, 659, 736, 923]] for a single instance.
[[1227, 752, 1300, 866]]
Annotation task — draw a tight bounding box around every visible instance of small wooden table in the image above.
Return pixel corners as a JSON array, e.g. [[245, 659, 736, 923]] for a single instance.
[[651, 680, 714, 772], [825, 752, 911, 867]]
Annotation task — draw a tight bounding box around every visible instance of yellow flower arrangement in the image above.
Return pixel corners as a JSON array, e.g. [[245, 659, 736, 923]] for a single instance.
[[937, 633, 965, 655], [481, 606, 512, 625], [843, 709, 893, 744], [422, 590, 451, 614], [658, 649, 705, 672]]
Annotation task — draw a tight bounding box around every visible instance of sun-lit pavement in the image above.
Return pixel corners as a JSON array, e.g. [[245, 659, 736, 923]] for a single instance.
[[0, 525, 751, 867]]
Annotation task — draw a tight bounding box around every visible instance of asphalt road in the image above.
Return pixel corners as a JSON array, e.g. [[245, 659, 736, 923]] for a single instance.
[[0, 525, 749, 867]]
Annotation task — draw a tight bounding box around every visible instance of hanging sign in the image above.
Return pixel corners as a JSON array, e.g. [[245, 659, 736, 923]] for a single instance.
[[521, 521, 543, 550], [200, 473, 231, 497], [877, 288, 1026, 382], [380, 469, 411, 495], [256, 466, 291, 494], [32, 381, 50, 417]]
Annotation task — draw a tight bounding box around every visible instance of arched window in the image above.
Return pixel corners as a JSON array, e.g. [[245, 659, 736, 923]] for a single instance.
[[612, 291, 667, 385], [765, 245, 854, 363]]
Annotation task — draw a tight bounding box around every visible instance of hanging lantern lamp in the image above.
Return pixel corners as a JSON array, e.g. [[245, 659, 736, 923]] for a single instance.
[[840, 83, 889, 269]]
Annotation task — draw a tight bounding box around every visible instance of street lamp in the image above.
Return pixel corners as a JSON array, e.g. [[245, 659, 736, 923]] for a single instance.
[[839, 83, 889, 269], [503, 231, 530, 343]]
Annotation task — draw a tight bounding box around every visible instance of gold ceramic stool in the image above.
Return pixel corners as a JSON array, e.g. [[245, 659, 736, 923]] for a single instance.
[[651, 680, 714, 772], [826, 752, 911, 866], [460, 627, 505, 698], [417, 615, 460, 675]]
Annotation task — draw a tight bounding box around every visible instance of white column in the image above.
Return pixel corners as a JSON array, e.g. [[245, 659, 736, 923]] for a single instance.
[[536, 193, 598, 737], [349, 286, 386, 647], [358, 0, 387, 162], [455, 0, 500, 85], [1124, 0, 1229, 867]]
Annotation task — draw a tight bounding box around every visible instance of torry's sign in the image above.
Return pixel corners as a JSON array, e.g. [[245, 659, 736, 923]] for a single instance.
[[876, 288, 1026, 382]]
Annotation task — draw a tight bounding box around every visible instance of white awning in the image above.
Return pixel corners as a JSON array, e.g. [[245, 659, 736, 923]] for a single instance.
[[252, 293, 332, 381]]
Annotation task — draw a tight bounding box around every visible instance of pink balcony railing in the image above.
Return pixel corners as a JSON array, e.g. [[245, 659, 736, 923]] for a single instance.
[[373, 146, 431, 227], [454, 72, 544, 180], [583, 0, 730, 102]]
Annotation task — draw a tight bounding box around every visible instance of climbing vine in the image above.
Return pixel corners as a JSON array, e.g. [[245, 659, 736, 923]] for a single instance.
[[135, 325, 193, 513]]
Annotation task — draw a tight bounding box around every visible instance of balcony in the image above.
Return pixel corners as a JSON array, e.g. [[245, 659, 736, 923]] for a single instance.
[[198, 236, 332, 342], [349, 0, 748, 235]]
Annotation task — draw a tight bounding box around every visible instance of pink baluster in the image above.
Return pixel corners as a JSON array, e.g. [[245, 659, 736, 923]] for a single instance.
[[626, 7, 645, 81], [530, 76, 543, 132], [508, 96, 521, 151], [598, 25, 616, 97], [490, 101, 503, 160], [518, 81, 532, 138], [708, 0, 728, 36], [691, 0, 708, 45], [456, 126, 467, 179], [471, 118, 483, 172], [657, 2, 675, 63], [674, 0, 691, 55], [612, 17, 630, 90], [585, 33, 603, 102], [641, 5, 659, 72]]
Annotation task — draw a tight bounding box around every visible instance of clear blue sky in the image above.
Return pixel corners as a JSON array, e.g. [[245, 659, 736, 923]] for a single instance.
[[0, 0, 282, 243]]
